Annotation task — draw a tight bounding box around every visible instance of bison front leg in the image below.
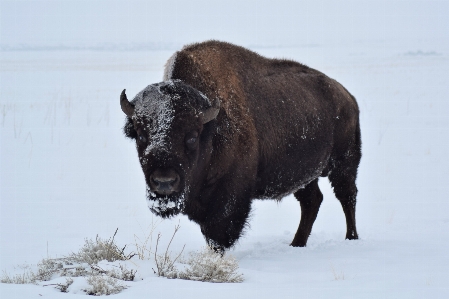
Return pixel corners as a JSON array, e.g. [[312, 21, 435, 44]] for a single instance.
[[291, 179, 323, 247], [200, 195, 252, 252]]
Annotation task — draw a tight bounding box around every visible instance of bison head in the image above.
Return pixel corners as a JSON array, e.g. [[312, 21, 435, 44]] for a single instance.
[[121, 80, 220, 218]]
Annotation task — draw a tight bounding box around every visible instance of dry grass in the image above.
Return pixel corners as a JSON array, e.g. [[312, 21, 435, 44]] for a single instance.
[[179, 247, 244, 283], [1, 229, 136, 295], [1, 269, 35, 284], [68, 229, 135, 265], [153, 224, 185, 279], [42, 278, 74, 293], [135, 222, 244, 283], [85, 275, 126, 296], [133, 218, 161, 260], [2, 225, 245, 296]]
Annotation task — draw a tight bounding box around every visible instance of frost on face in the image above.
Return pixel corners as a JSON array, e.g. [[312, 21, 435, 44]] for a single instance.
[[146, 187, 187, 218], [132, 83, 179, 156], [130, 81, 195, 218]]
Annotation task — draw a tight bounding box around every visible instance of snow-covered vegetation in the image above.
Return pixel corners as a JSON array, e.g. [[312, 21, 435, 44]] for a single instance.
[[1, 226, 244, 295], [0, 230, 136, 294], [1, 0, 449, 298], [179, 248, 243, 283]]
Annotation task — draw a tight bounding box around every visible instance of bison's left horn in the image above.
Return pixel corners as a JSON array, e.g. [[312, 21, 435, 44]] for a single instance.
[[120, 89, 135, 117], [200, 98, 220, 124]]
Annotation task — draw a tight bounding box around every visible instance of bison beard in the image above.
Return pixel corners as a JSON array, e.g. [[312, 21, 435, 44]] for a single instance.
[[121, 40, 362, 252], [145, 187, 186, 218]]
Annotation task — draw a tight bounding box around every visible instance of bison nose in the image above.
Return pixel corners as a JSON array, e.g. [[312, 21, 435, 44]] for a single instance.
[[150, 170, 180, 195]]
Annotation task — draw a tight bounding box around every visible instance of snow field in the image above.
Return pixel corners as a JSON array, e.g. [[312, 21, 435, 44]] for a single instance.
[[1, 37, 449, 299]]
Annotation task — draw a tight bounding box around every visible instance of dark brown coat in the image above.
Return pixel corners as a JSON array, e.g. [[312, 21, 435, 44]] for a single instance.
[[122, 40, 361, 251]]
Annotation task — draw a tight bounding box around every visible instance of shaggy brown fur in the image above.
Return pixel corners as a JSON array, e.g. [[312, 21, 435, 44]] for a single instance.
[[122, 40, 361, 251]]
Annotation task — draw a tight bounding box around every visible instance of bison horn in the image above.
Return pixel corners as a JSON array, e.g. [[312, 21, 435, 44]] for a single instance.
[[199, 98, 220, 124], [120, 89, 135, 117]]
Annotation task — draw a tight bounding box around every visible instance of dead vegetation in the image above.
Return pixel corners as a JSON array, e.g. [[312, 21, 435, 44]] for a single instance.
[[1, 224, 244, 296], [179, 247, 244, 283]]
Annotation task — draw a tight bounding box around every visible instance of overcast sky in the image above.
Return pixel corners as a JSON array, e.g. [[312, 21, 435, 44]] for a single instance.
[[1, 0, 448, 49]]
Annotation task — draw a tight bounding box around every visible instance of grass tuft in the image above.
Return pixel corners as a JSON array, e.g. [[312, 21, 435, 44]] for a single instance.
[[1, 225, 245, 296], [1, 228, 136, 295], [68, 228, 135, 264], [179, 247, 244, 283], [153, 223, 185, 279], [85, 275, 126, 296]]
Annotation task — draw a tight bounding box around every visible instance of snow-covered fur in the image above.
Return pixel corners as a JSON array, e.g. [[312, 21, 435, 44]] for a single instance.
[[122, 40, 362, 251]]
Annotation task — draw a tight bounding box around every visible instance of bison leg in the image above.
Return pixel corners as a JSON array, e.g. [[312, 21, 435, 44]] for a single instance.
[[328, 127, 361, 241], [200, 196, 252, 252], [329, 166, 359, 240], [291, 179, 323, 247]]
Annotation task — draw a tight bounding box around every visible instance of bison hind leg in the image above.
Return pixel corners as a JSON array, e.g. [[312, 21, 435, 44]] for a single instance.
[[328, 163, 360, 240], [291, 179, 323, 247], [328, 126, 362, 241]]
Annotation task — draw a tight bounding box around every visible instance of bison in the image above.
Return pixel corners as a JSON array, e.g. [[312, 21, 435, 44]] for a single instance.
[[121, 40, 361, 252]]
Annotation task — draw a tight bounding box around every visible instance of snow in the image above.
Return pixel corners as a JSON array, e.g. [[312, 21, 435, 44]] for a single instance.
[[133, 83, 176, 156], [146, 187, 186, 216], [1, 0, 449, 298]]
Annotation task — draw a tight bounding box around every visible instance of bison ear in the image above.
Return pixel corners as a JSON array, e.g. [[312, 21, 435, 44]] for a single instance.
[[199, 98, 220, 124], [120, 89, 135, 117]]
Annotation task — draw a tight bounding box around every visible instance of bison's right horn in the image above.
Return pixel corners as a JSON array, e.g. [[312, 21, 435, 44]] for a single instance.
[[120, 89, 135, 117], [199, 98, 220, 124]]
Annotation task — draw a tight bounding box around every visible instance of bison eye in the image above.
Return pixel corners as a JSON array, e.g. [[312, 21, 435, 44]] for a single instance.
[[138, 134, 147, 144], [185, 131, 199, 149], [186, 137, 197, 145]]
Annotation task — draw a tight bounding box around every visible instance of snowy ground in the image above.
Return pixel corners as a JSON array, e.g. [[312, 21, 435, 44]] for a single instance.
[[1, 1, 449, 298], [1, 39, 448, 298]]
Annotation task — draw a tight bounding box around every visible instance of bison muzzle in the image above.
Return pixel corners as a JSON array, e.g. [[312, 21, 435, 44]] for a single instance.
[[121, 41, 362, 252]]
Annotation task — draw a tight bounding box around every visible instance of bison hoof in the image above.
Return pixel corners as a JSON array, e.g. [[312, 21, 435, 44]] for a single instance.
[[289, 241, 307, 247], [345, 231, 359, 240], [209, 245, 225, 256]]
